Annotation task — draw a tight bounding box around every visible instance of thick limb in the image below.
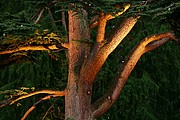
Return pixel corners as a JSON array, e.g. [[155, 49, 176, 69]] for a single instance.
[[91, 32, 176, 118], [81, 17, 138, 84]]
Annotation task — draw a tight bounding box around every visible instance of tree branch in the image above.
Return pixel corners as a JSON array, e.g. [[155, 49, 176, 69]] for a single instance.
[[90, 4, 130, 29], [105, 4, 131, 21], [10, 90, 65, 105], [62, 12, 67, 32], [0, 45, 58, 55], [42, 104, 54, 120], [30, 0, 57, 22], [34, 8, 45, 24], [21, 95, 59, 120], [80, 17, 138, 84], [91, 32, 176, 118], [96, 13, 107, 43], [0, 43, 69, 55], [0, 99, 12, 108]]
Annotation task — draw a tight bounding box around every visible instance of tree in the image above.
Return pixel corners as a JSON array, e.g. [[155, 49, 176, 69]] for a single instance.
[[0, 0, 179, 120]]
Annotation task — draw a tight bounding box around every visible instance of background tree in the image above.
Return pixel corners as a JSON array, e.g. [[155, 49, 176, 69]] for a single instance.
[[0, 0, 179, 120]]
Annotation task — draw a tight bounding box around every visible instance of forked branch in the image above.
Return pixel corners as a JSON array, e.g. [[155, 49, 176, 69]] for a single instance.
[[91, 32, 176, 118], [96, 5, 132, 43], [90, 4, 131, 30], [81, 17, 138, 84]]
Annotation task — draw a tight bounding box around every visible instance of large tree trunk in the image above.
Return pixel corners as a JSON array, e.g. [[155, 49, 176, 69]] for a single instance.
[[64, 3, 176, 120], [65, 9, 93, 119]]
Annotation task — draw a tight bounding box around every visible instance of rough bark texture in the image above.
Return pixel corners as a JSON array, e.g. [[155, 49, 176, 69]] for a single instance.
[[65, 9, 138, 119], [64, 3, 176, 120], [65, 9, 92, 120]]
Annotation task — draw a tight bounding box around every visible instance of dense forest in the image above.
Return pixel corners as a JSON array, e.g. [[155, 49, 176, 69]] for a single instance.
[[0, 0, 179, 120]]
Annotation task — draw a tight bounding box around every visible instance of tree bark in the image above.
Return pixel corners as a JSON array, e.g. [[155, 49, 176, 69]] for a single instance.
[[91, 32, 176, 118], [65, 9, 92, 119], [64, 3, 176, 120], [65, 6, 137, 120]]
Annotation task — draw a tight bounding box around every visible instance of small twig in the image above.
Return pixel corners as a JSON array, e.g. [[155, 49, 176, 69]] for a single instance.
[[30, 7, 44, 21], [34, 8, 45, 24], [42, 104, 54, 120], [10, 90, 65, 105], [21, 95, 59, 120], [30, 0, 57, 22], [62, 12, 67, 32], [90, 15, 99, 29], [0, 99, 12, 108]]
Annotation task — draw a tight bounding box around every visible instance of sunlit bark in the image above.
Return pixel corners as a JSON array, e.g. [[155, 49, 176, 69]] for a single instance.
[[81, 17, 138, 84], [91, 32, 176, 118], [0, 90, 65, 108], [0, 43, 69, 55]]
